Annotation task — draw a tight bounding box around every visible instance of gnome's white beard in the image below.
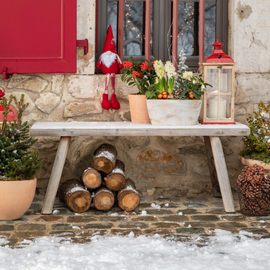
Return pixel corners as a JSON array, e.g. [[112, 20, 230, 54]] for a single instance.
[[100, 52, 117, 68]]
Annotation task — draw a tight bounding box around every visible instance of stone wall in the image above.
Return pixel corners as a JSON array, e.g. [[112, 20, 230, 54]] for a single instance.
[[1, 0, 267, 200]]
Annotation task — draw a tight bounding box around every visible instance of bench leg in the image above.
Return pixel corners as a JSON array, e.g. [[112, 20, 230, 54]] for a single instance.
[[210, 136, 235, 213], [204, 136, 221, 197], [41, 136, 71, 214]]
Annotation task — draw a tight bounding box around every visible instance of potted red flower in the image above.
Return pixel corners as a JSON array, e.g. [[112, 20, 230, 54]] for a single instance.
[[121, 57, 157, 124]]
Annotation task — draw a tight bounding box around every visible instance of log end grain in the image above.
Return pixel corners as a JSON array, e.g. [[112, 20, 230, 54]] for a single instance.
[[67, 191, 91, 213], [94, 157, 114, 174], [93, 192, 115, 211], [104, 174, 126, 191], [118, 190, 140, 212], [82, 168, 102, 189]]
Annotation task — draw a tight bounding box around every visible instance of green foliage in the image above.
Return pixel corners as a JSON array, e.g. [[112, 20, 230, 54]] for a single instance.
[[0, 94, 43, 181], [173, 50, 211, 100], [121, 57, 158, 96], [177, 73, 210, 100], [239, 101, 270, 164]]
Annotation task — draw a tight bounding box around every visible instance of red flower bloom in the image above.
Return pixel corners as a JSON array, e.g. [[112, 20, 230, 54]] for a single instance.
[[132, 71, 140, 78], [123, 61, 133, 69], [139, 62, 148, 71]]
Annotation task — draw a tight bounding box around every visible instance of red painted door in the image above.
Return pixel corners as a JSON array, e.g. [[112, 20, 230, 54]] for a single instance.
[[0, 0, 77, 74]]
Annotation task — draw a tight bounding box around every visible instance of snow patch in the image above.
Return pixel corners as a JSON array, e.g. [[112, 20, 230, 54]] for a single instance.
[[141, 210, 147, 216], [151, 203, 161, 209], [1, 230, 270, 269]]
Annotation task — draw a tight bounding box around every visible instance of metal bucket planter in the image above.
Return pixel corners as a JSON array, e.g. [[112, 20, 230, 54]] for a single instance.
[[146, 99, 202, 126]]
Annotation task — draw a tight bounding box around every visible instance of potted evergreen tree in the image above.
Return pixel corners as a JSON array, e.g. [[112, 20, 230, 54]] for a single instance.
[[0, 94, 43, 220], [239, 100, 270, 175]]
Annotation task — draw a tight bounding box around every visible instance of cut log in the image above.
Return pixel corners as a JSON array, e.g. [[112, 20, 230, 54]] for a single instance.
[[104, 159, 126, 191], [93, 144, 117, 174], [93, 187, 115, 211], [58, 179, 91, 213], [82, 167, 102, 189], [117, 179, 140, 212]]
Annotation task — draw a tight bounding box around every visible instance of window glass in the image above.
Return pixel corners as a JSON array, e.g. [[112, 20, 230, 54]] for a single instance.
[[108, 1, 153, 56], [177, 1, 215, 56], [107, 1, 118, 47]]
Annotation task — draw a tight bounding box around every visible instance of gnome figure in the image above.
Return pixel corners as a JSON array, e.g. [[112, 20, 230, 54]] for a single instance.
[[96, 25, 123, 110]]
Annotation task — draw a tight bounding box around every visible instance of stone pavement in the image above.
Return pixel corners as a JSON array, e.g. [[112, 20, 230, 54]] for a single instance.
[[1, 192, 270, 247]]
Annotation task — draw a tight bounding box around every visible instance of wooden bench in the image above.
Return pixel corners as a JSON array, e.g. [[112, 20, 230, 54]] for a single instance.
[[30, 122, 250, 214]]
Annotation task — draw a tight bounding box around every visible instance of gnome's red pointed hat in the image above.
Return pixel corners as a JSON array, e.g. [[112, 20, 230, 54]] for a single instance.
[[101, 25, 116, 54]]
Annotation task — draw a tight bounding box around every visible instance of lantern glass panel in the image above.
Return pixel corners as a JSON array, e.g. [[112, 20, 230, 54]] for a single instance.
[[206, 68, 218, 93], [224, 95, 232, 119], [220, 69, 232, 93], [207, 95, 231, 119]]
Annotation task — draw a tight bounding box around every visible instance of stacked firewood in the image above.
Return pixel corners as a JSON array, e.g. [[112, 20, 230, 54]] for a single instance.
[[59, 144, 140, 213], [237, 164, 270, 216]]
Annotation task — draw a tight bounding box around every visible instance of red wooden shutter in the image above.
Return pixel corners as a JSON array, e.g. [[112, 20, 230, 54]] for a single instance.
[[0, 0, 77, 74]]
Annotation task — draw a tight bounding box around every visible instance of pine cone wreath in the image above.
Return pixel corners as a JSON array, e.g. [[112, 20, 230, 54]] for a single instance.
[[173, 89, 182, 99]]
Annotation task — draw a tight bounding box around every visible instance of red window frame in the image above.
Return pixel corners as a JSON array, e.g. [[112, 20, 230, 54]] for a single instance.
[[116, 0, 205, 69]]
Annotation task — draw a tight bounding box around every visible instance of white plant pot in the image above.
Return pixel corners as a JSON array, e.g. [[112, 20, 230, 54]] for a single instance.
[[146, 99, 202, 126]]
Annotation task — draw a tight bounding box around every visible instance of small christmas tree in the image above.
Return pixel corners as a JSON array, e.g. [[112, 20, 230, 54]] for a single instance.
[[0, 94, 43, 180], [177, 50, 188, 76], [239, 101, 270, 164]]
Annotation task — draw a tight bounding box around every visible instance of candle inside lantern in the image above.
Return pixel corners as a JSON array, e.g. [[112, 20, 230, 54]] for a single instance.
[[208, 96, 227, 119]]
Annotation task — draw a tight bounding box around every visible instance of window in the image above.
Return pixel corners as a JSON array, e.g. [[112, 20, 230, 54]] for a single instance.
[[96, 0, 228, 71]]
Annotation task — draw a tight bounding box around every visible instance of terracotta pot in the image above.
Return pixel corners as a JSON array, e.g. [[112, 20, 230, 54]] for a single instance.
[[241, 157, 270, 176], [146, 99, 202, 126], [128, 94, 151, 124], [0, 178, 36, 220]]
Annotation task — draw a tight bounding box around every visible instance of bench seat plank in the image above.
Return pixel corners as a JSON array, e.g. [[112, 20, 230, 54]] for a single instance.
[[30, 122, 250, 137]]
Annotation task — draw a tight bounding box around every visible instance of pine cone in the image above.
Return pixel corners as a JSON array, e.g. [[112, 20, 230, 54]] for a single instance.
[[173, 89, 182, 99]]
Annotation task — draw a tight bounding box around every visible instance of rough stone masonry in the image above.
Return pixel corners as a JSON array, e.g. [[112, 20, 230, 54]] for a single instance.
[[0, 0, 268, 200]]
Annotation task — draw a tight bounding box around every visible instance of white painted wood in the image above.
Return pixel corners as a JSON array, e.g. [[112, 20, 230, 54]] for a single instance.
[[31, 122, 248, 214], [41, 136, 71, 214], [210, 136, 235, 213], [30, 121, 250, 137], [204, 136, 221, 198], [146, 100, 202, 126]]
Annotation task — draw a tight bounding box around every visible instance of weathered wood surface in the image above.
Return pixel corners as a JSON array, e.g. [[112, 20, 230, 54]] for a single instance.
[[42, 136, 71, 214], [59, 179, 91, 213], [30, 122, 250, 137], [117, 179, 140, 211], [210, 136, 235, 213], [32, 122, 249, 214], [93, 187, 115, 211], [104, 160, 126, 191], [82, 167, 102, 189], [93, 144, 117, 174], [204, 136, 221, 198]]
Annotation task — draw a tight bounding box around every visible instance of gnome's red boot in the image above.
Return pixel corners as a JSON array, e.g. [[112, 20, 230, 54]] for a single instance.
[[110, 74, 120, 110], [101, 93, 111, 110], [102, 74, 111, 110], [110, 93, 120, 110]]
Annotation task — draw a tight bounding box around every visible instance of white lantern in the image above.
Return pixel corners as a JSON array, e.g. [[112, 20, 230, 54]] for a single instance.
[[202, 40, 236, 124]]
